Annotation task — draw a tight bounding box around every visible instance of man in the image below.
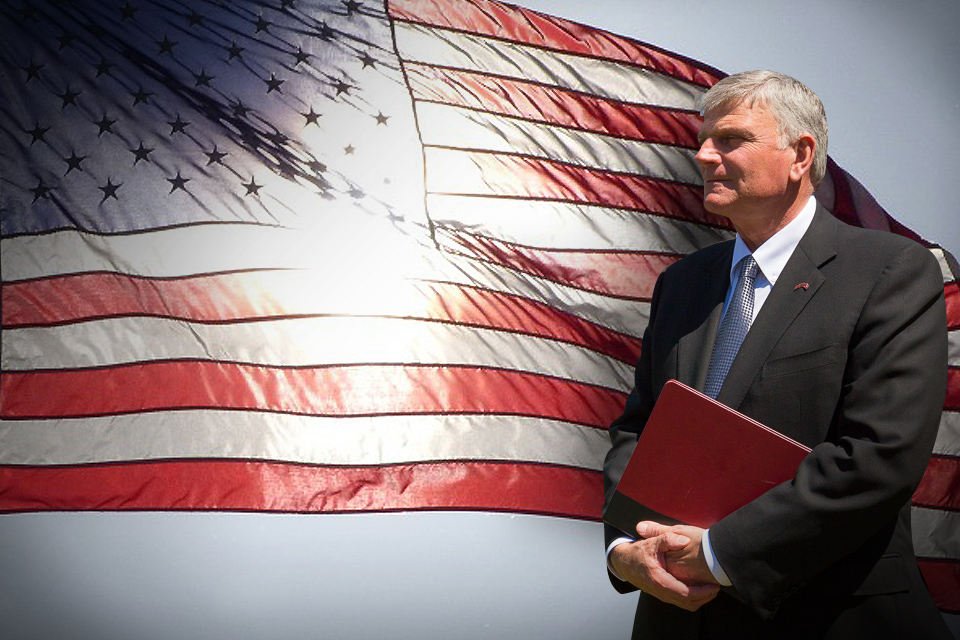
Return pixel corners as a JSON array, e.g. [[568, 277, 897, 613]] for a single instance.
[[602, 70, 950, 639]]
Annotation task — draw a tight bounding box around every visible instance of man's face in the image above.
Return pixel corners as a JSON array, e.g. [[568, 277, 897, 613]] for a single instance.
[[695, 100, 797, 222]]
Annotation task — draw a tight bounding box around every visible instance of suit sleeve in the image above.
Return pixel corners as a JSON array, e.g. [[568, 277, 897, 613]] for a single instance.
[[709, 240, 948, 619], [601, 270, 666, 593]]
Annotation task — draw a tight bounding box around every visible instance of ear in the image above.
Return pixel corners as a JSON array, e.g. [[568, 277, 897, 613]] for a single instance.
[[789, 133, 816, 183]]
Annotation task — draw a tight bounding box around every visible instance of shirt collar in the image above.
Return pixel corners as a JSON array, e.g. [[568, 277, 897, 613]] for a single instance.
[[730, 196, 817, 286]]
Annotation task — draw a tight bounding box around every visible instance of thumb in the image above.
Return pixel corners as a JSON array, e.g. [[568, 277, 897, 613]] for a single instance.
[[636, 521, 671, 539]]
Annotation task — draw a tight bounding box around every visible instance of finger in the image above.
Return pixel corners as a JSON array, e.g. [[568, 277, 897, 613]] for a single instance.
[[637, 540, 690, 594], [648, 563, 692, 596], [676, 591, 720, 612], [673, 585, 721, 610], [654, 531, 691, 551], [636, 521, 669, 538], [655, 582, 720, 611], [688, 583, 721, 598]]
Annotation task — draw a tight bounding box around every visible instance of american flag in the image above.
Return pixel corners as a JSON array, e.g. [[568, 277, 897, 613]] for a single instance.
[[1, 0, 956, 613]]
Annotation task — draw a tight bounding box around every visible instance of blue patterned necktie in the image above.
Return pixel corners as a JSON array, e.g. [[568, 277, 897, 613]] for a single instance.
[[703, 255, 760, 399]]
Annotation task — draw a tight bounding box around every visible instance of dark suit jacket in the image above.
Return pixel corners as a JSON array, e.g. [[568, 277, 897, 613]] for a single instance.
[[602, 206, 950, 639]]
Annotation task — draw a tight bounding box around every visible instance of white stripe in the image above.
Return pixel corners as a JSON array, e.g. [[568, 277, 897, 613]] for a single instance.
[[948, 328, 959, 367], [394, 21, 705, 111], [934, 410, 960, 458], [435, 253, 651, 337], [0, 412, 609, 469], [440, 255, 651, 338], [421, 146, 536, 196], [2, 315, 635, 390], [930, 246, 957, 283], [415, 101, 701, 185], [426, 194, 732, 253], [1, 223, 382, 281], [2, 227, 652, 339], [911, 506, 960, 559]]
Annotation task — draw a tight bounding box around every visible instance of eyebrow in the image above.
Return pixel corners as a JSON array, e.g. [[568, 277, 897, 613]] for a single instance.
[[697, 124, 752, 145]]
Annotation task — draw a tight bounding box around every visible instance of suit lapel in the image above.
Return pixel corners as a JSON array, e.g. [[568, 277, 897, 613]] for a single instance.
[[716, 205, 839, 410], [677, 243, 733, 390]]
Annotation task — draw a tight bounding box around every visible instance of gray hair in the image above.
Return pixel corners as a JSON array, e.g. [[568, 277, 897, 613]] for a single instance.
[[700, 70, 828, 188]]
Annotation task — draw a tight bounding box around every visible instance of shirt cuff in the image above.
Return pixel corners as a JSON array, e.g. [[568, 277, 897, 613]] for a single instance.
[[702, 528, 732, 586], [605, 536, 635, 582]]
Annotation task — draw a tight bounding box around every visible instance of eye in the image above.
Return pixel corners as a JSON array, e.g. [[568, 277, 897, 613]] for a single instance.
[[697, 133, 744, 149]]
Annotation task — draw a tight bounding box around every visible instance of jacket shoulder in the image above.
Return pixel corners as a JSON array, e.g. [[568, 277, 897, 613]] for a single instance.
[[661, 238, 733, 280], [829, 220, 941, 280]]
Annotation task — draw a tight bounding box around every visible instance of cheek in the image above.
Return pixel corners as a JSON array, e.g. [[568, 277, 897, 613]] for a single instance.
[[751, 166, 790, 193]]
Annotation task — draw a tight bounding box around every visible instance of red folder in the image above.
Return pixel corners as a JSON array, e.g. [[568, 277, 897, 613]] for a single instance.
[[604, 379, 810, 534]]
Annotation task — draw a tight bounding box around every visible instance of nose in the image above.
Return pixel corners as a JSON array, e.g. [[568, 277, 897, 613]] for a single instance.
[[695, 138, 719, 169]]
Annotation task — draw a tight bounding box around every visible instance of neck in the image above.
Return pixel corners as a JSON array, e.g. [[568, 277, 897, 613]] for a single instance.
[[734, 190, 813, 252]]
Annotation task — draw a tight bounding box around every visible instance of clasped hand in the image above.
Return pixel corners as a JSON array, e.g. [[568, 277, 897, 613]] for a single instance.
[[609, 521, 720, 611]]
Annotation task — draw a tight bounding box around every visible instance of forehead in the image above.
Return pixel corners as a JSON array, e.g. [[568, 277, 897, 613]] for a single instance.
[[699, 100, 779, 136]]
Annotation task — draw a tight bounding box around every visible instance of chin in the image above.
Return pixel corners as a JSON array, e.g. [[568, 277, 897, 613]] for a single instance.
[[702, 196, 732, 217]]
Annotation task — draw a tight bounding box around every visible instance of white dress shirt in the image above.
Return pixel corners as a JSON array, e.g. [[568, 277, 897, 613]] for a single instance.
[[607, 196, 817, 587]]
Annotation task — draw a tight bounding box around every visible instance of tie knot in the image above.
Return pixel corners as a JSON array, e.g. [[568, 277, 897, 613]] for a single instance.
[[738, 255, 759, 282]]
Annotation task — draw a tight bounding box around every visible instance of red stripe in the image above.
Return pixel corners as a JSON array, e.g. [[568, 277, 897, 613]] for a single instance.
[[913, 455, 960, 511], [884, 216, 925, 244], [434, 283, 643, 364], [1, 272, 642, 364], [945, 282, 959, 330], [825, 160, 925, 243], [439, 229, 678, 301], [947, 367, 960, 412], [405, 63, 702, 147], [436, 151, 730, 229], [387, 0, 723, 88], [0, 363, 626, 426], [823, 159, 867, 229], [0, 460, 604, 519], [2, 271, 266, 326], [917, 558, 960, 614]]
